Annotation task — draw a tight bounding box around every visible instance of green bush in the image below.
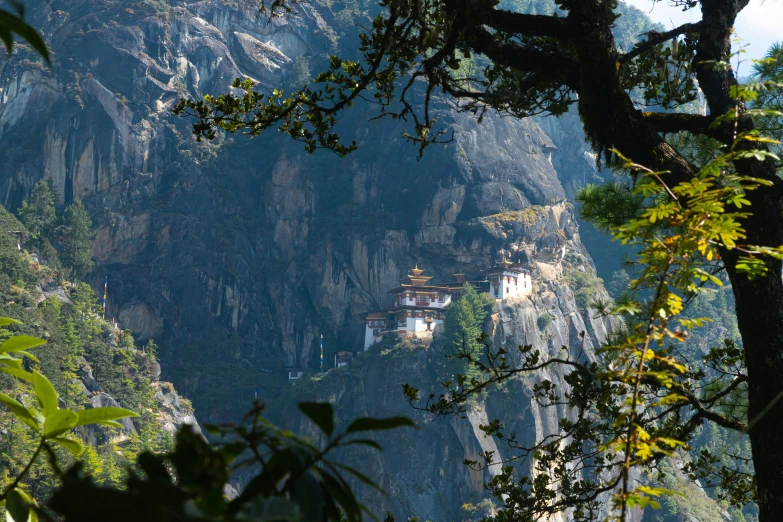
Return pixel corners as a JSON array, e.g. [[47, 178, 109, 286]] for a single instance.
[[537, 312, 553, 331]]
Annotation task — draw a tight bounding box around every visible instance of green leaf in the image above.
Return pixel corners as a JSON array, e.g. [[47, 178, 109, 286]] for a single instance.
[[0, 353, 23, 368], [298, 402, 335, 436], [0, 317, 21, 326], [12, 487, 37, 507], [0, 366, 34, 383], [345, 416, 415, 434], [5, 488, 30, 522], [12, 351, 39, 363], [0, 9, 49, 63], [50, 436, 84, 456], [342, 438, 383, 451], [32, 371, 58, 415], [0, 335, 45, 354], [75, 406, 138, 427], [43, 409, 78, 438], [0, 392, 39, 430]]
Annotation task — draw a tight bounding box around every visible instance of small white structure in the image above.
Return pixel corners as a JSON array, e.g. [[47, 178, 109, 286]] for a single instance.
[[335, 351, 353, 368], [364, 311, 388, 350], [488, 256, 532, 300], [287, 369, 305, 381]]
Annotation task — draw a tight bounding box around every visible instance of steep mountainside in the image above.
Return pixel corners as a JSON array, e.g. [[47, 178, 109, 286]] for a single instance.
[[0, 0, 618, 420], [0, 203, 197, 500], [276, 268, 616, 521]]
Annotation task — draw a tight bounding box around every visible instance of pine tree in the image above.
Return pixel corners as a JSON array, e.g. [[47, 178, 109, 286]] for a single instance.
[[607, 270, 631, 300], [58, 200, 93, 280], [80, 445, 104, 480], [17, 179, 57, 251], [442, 283, 494, 382]]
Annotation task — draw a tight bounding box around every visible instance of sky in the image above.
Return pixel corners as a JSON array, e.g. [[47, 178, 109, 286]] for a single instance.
[[624, 0, 783, 67]]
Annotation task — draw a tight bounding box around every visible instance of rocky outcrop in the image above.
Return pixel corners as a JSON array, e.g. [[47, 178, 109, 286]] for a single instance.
[[281, 274, 616, 521], [153, 381, 202, 435], [73, 327, 200, 444]]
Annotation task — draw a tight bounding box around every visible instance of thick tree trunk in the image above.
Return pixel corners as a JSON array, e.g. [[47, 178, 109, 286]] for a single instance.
[[570, 2, 783, 519], [694, 2, 783, 517], [724, 228, 783, 520]]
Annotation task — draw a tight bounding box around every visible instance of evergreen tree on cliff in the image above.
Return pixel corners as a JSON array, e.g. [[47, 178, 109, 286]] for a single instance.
[[177, 0, 783, 519], [443, 283, 494, 380], [58, 200, 93, 280], [18, 180, 56, 249]]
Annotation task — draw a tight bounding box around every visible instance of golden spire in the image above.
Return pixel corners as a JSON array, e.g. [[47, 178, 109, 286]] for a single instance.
[[406, 264, 431, 286], [498, 252, 513, 269], [410, 264, 425, 277]]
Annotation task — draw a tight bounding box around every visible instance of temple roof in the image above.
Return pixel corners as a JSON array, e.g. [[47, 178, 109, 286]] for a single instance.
[[404, 265, 433, 286], [387, 305, 444, 314], [489, 254, 533, 274], [387, 284, 453, 294]]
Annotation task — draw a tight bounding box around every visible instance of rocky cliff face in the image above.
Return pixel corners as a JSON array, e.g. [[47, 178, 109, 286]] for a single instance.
[[0, 0, 603, 420], [280, 276, 616, 521]]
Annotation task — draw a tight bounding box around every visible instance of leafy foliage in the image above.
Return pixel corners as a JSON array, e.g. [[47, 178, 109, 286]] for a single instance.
[[0, 320, 137, 521], [749, 43, 783, 148], [57, 201, 94, 280], [48, 401, 413, 522], [0, 1, 49, 63], [16, 182, 94, 280]]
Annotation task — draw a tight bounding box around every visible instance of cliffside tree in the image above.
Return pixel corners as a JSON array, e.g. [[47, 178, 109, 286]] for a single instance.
[[17, 179, 61, 267], [58, 200, 93, 281], [442, 283, 494, 380], [17, 180, 56, 249], [176, 0, 783, 519]]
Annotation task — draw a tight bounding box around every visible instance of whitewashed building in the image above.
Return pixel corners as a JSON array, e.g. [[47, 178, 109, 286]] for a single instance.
[[363, 259, 533, 350], [488, 256, 532, 300], [363, 266, 453, 350]]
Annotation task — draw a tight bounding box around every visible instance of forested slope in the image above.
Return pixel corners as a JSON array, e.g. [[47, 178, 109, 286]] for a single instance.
[[0, 203, 197, 500]]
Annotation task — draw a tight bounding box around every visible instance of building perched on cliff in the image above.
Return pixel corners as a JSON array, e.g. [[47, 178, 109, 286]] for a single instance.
[[363, 266, 452, 349], [488, 256, 532, 299], [363, 259, 533, 350]]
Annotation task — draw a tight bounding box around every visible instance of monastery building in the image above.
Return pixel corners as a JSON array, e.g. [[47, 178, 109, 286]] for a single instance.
[[363, 257, 533, 350]]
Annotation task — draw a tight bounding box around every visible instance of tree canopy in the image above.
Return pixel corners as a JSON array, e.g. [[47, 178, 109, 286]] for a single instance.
[[18, 180, 56, 250], [58, 201, 93, 281]]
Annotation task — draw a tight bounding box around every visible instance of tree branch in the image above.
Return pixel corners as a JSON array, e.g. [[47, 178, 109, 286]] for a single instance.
[[683, 389, 748, 432], [477, 8, 570, 39], [620, 22, 703, 64], [466, 27, 580, 88], [641, 111, 715, 134]]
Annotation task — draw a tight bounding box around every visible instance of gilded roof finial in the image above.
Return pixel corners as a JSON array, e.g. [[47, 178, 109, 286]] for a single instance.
[[410, 264, 425, 277]]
